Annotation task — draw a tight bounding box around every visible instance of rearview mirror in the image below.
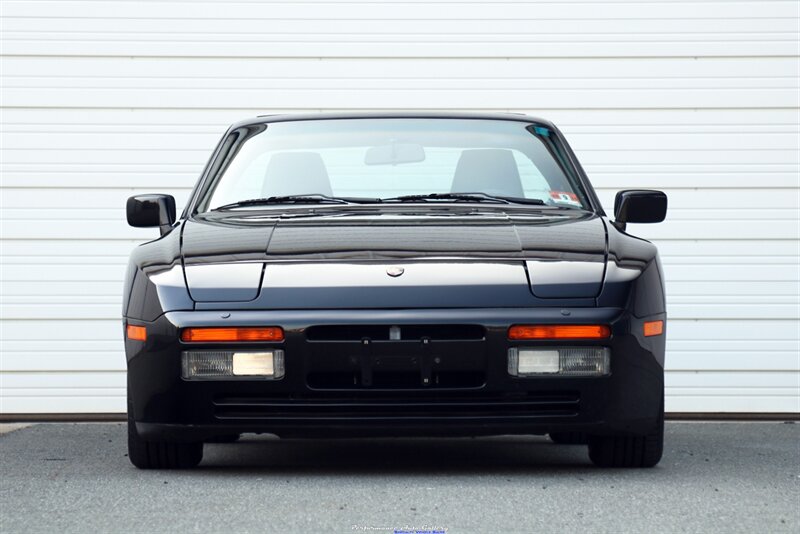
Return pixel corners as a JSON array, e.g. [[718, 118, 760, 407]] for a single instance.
[[613, 190, 667, 230], [365, 142, 426, 166], [127, 194, 176, 235]]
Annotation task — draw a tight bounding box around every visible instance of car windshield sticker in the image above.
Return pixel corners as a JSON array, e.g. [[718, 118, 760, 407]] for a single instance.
[[549, 191, 582, 207]]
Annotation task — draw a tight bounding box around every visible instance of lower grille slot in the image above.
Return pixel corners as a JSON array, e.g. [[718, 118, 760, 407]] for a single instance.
[[213, 392, 580, 419], [306, 371, 486, 389]]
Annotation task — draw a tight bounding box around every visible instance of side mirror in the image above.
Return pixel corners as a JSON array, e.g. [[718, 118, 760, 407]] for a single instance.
[[613, 190, 667, 230], [127, 194, 176, 235]]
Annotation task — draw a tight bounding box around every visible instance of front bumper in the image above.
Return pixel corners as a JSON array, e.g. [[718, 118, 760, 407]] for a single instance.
[[125, 307, 665, 441]]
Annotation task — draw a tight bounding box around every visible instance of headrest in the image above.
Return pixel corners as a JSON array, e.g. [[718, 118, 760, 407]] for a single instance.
[[451, 149, 524, 198], [262, 152, 333, 197]]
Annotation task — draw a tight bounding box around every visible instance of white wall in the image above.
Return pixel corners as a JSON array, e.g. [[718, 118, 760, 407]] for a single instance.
[[1, 0, 798, 414]]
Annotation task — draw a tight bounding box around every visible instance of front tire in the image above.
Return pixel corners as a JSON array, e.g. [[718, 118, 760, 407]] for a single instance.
[[587, 402, 664, 468], [127, 395, 203, 469]]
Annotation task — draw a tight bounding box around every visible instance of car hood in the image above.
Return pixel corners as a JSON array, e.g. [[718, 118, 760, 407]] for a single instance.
[[181, 208, 608, 306]]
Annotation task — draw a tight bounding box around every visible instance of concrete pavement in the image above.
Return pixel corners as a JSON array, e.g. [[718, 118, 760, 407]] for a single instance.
[[0, 422, 798, 533]]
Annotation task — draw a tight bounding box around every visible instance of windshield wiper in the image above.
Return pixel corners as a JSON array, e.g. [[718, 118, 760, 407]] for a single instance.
[[549, 204, 589, 211], [381, 192, 545, 205], [212, 194, 380, 210]]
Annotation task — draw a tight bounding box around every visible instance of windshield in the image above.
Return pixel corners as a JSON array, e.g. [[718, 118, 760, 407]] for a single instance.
[[198, 118, 590, 212]]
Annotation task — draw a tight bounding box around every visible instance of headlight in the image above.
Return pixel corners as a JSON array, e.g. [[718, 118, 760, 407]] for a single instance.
[[181, 350, 285, 380]]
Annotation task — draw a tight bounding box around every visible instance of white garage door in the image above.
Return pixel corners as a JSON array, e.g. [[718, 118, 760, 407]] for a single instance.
[[1, 0, 798, 414]]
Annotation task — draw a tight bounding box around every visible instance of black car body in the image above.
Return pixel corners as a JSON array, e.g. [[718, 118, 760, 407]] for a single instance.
[[123, 113, 668, 469]]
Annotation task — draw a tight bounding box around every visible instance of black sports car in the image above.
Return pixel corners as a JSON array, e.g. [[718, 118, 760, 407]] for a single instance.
[[123, 113, 668, 469]]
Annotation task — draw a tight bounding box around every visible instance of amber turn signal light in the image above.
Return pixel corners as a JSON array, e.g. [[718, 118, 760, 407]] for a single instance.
[[180, 327, 284, 343], [643, 320, 664, 337], [508, 324, 611, 340], [126, 324, 147, 342]]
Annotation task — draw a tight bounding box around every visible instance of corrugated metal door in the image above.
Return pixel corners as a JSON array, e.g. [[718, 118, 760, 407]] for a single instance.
[[1, 0, 798, 413]]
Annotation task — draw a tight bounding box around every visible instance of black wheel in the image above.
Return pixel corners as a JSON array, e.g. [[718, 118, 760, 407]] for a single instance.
[[206, 434, 240, 443], [127, 394, 203, 469], [587, 402, 664, 468], [549, 432, 588, 445]]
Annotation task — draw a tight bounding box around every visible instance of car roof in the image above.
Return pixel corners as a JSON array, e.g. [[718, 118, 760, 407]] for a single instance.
[[229, 111, 556, 130]]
